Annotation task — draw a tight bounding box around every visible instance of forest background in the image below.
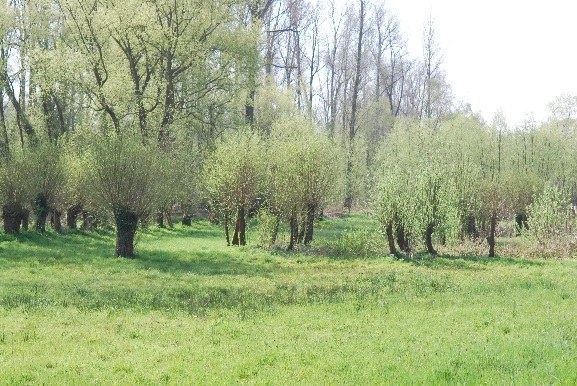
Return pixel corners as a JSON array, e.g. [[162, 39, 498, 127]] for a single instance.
[[0, 0, 576, 258]]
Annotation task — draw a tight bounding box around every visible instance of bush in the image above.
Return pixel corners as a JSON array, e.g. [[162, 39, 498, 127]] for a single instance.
[[27, 143, 68, 232], [83, 135, 166, 257], [202, 129, 264, 246], [527, 184, 572, 246], [0, 151, 35, 233], [254, 208, 279, 249]]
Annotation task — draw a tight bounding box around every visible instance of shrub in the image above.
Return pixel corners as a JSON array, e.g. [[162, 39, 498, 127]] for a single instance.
[[83, 135, 166, 257], [254, 208, 279, 249], [203, 129, 264, 246], [0, 151, 35, 233], [527, 184, 572, 246]]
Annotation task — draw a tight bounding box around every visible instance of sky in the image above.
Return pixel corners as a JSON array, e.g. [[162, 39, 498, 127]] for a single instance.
[[384, 0, 577, 126]]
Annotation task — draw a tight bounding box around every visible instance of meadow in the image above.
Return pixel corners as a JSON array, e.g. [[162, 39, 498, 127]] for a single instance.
[[1, 215, 577, 384]]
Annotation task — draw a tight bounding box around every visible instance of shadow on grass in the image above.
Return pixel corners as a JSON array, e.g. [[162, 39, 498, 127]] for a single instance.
[[0, 219, 546, 278], [399, 252, 546, 270], [140, 222, 222, 240], [133, 249, 275, 277], [0, 228, 276, 278], [0, 230, 114, 263]]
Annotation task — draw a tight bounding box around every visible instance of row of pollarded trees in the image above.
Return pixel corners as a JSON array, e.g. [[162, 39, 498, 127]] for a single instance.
[[0, 133, 195, 258], [203, 116, 343, 249], [0, 114, 342, 258], [0, 0, 251, 258], [374, 113, 577, 258], [0, 143, 66, 234]]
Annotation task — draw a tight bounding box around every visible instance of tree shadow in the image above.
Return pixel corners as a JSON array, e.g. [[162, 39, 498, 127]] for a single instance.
[[0, 230, 114, 263], [0, 230, 280, 279], [398, 252, 546, 271], [132, 248, 277, 278], [140, 223, 222, 240]]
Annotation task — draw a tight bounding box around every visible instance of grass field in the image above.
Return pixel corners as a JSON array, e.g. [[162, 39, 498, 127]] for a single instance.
[[1, 215, 577, 384]]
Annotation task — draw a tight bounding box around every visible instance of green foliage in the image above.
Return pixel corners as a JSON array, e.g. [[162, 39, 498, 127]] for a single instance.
[[168, 147, 203, 216], [203, 129, 264, 219], [254, 79, 301, 134], [62, 140, 91, 210], [412, 163, 461, 242], [344, 137, 370, 209], [0, 151, 35, 211], [372, 111, 577, 256], [266, 116, 344, 218], [318, 227, 385, 257], [254, 208, 279, 249], [527, 184, 572, 245], [83, 134, 165, 219], [26, 142, 68, 211], [375, 118, 464, 249]]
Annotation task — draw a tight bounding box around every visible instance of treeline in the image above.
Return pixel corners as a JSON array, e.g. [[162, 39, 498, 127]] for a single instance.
[[375, 113, 577, 258], [0, 0, 576, 258]]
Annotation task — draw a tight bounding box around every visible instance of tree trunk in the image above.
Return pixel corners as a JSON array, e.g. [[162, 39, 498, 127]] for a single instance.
[[297, 216, 305, 244], [66, 204, 82, 229], [1, 64, 36, 143], [466, 215, 478, 240], [288, 215, 298, 251], [348, 0, 365, 143], [238, 206, 246, 246], [166, 209, 173, 228], [34, 194, 49, 232], [425, 222, 437, 256], [3, 203, 22, 234], [0, 89, 10, 158], [396, 226, 410, 252], [439, 234, 446, 246], [232, 214, 239, 246], [21, 209, 29, 231], [114, 206, 138, 258], [271, 215, 280, 245], [245, 89, 255, 127], [224, 214, 230, 246], [156, 210, 164, 228], [158, 63, 175, 147], [515, 213, 529, 235], [304, 204, 316, 245], [182, 214, 192, 226], [386, 223, 397, 256], [82, 211, 94, 231], [232, 206, 246, 246], [487, 213, 497, 257], [51, 210, 63, 233]]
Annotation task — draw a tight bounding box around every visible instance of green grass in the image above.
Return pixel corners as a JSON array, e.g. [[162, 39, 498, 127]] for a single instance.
[[1, 215, 577, 384]]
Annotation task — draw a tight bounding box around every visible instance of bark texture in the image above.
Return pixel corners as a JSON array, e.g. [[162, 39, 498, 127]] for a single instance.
[[34, 194, 49, 232], [425, 222, 437, 256], [232, 206, 246, 246], [288, 215, 298, 251], [396, 226, 410, 252], [51, 210, 63, 233], [303, 204, 316, 245], [114, 206, 138, 258], [66, 204, 82, 229], [487, 213, 497, 257], [386, 223, 397, 256], [3, 203, 23, 234]]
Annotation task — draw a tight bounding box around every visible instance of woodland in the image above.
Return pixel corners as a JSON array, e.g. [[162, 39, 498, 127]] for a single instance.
[[0, 0, 577, 259], [4, 1, 577, 383]]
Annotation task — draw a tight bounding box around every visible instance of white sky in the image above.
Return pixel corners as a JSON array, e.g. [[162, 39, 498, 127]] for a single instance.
[[384, 0, 577, 126]]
